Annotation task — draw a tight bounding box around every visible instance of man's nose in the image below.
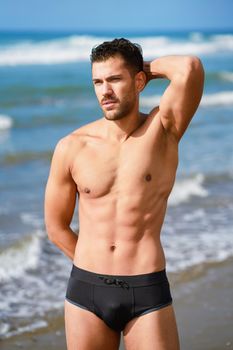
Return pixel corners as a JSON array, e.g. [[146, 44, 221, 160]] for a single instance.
[[102, 82, 113, 96]]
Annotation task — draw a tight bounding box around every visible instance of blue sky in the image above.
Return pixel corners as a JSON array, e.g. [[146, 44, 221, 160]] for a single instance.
[[0, 0, 232, 31]]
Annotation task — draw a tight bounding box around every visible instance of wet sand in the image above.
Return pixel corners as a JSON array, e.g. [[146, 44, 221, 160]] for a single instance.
[[1, 260, 233, 350], [174, 260, 233, 350]]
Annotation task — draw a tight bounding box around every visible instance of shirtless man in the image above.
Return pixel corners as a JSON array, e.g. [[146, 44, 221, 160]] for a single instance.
[[44, 38, 204, 350]]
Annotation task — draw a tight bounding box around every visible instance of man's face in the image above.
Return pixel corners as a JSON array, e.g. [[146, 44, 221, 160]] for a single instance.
[[92, 56, 138, 121]]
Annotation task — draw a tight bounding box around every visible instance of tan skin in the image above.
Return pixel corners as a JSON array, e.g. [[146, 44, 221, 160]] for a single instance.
[[44, 54, 204, 350]]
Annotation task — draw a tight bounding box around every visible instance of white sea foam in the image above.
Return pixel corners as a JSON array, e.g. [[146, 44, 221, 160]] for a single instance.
[[0, 115, 13, 130], [202, 91, 233, 106], [2, 320, 48, 339], [0, 35, 104, 66], [140, 94, 161, 107], [183, 208, 206, 222], [20, 212, 44, 229], [163, 229, 233, 273], [141, 91, 233, 109], [136, 35, 231, 57], [0, 33, 233, 66], [219, 71, 233, 82], [0, 231, 42, 282], [168, 174, 208, 206], [189, 32, 205, 42], [0, 322, 10, 338]]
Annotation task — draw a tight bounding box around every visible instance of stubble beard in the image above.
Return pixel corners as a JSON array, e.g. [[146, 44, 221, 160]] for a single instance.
[[102, 96, 136, 121]]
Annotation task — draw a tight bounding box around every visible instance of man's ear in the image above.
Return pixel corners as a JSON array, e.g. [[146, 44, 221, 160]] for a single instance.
[[135, 71, 147, 92]]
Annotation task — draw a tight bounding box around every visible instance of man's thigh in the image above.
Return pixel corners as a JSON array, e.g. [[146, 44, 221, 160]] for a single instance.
[[65, 300, 121, 350], [123, 305, 180, 350]]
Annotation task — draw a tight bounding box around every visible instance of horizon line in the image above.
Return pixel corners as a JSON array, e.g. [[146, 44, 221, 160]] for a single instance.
[[0, 27, 233, 34]]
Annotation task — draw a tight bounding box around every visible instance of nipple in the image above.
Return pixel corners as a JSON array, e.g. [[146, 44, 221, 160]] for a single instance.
[[84, 187, 91, 193], [145, 174, 152, 182]]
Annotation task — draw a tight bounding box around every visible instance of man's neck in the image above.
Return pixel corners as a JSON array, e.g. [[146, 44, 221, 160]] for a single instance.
[[102, 112, 146, 143]]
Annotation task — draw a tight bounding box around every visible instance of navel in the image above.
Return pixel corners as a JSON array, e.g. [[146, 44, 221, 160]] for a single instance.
[[145, 174, 152, 182], [84, 187, 91, 193], [110, 245, 116, 251]]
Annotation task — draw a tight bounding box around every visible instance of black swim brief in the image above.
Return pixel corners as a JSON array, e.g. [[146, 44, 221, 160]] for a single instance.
[[66, 265, 172, 332]]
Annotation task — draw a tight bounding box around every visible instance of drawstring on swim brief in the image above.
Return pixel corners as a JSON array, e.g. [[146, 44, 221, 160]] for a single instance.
[[98, 276, 129, 289]]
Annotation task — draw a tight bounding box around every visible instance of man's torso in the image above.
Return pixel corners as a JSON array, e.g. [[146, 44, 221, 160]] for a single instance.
[[68, 110, 178, 274]]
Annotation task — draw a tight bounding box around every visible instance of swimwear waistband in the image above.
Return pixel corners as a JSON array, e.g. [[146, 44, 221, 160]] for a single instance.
[[70, 264, 168, 287]]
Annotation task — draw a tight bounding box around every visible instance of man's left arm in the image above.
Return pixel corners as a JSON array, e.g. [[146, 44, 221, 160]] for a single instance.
[[144, 56, 205, 140]]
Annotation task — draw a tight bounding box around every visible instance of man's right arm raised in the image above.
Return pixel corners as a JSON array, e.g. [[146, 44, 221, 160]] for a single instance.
[[44, 136, 78, 260]]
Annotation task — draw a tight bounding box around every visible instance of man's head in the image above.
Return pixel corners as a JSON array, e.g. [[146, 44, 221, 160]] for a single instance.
[[90, 38, 143, 76], [91, 38, 146, 121]]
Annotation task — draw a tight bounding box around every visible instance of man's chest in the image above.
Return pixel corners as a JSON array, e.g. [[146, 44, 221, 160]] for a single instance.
[[71, 137, 176, 199]]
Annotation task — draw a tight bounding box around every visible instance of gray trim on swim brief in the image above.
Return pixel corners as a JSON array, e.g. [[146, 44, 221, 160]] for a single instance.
[[135, 301, 173, 318], [65, 297, 90, 312]]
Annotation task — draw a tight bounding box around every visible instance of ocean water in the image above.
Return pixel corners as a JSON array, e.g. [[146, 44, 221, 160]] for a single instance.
[[0, 30, 233, 339]]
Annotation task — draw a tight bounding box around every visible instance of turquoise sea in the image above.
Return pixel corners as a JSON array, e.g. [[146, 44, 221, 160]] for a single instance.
[[0, 29, 233, 338]]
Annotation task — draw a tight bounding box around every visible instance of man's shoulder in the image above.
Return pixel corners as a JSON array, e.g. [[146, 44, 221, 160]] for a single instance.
[[54, 118, 102, 154], [72, 118, 102, 137]]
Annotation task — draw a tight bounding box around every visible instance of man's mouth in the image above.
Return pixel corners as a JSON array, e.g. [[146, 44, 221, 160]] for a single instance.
[[102, 99, 118, 106], [102, 100, 118, 109]]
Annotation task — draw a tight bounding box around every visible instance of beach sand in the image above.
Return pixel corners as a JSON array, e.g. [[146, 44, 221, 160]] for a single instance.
[[174, 259, 233, 350], [1, 260, 233, 350]]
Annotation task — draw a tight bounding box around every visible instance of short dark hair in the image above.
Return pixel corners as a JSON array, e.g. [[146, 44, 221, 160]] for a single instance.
[[90, 38, 143, 74]]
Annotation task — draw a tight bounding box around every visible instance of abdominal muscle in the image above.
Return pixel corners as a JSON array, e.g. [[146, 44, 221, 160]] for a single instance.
[[73, 194, 167, 275], [74, 236, 166, 275]]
